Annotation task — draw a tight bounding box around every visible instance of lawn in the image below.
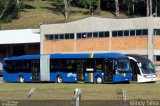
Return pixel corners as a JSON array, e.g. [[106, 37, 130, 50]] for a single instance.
[[0, 82, 160, 100]]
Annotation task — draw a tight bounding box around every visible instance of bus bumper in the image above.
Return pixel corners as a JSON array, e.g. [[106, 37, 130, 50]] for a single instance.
[[137, 75, 157, 82]]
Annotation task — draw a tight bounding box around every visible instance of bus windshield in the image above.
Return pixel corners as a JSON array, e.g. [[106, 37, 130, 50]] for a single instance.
[[116, 59, 130, 72], [141, 61, 155, 74]]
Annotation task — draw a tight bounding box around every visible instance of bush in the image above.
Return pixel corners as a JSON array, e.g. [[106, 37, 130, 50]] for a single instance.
[[2, 15, 12, 23]]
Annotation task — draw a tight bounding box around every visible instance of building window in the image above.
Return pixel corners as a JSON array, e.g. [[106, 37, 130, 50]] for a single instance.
[[112, 31, 117, 37], [77, 33, 81, 39], [130, 30, 135, 36], [87, 32, 92, 38], [46, 35, 54, 40], [99, 32, 104, 38], [104, 32, 109, 37], [82, 33, 87, 38], [93, 32, 98, 38], [124, 30, 129, 36], [142, 29, 148, 35], [65, 34, 70, 39], [136, 30, 142, 36], [156, 56, 160, 61], [154, 29, 160, 35], [70, 33, 74, 39], [60, 34, 64, 39], [118, 31, 123, 37], [55, 34, 59, 40]]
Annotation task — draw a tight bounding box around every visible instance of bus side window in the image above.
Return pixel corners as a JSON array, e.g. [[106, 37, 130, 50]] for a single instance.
[[4, 61, 12, 73], [12, 61, 22, 73], [95, 59, 102, 71], [86, 59, 94, 69], [50, 59, 59, 72], [105, 60, 114, 71], [22, 60, 31, 73]]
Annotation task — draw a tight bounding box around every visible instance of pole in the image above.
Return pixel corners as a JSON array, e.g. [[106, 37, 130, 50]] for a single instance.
[[72, 88, 81, 106]]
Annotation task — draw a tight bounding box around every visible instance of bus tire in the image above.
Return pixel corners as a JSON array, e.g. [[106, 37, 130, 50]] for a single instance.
[[19, 76, 25, 83], [96, 76, 102, 84], [56, 75, 63, 83]]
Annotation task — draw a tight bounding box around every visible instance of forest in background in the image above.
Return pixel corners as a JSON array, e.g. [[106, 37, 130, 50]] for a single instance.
[[0, 0, 159, 29]]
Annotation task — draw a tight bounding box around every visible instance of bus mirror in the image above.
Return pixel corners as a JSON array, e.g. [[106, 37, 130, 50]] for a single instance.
[[138, 63, 142, 67]]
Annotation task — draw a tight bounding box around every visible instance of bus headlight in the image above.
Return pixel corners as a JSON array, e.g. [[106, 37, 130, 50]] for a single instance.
[[121, 73, 126, 77]]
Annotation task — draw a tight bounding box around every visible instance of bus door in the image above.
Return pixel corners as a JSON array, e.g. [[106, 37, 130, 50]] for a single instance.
[[31, 60, 40, 82], [130, 59, 140, 81], [76, 60, 85, 82], [103, 59, 114, 82]]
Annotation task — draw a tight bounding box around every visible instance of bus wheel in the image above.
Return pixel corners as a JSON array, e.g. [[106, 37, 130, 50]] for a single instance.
[[56, 76, 63, 83], [19, 76, 25, 83], [96, 76, 102, 84]]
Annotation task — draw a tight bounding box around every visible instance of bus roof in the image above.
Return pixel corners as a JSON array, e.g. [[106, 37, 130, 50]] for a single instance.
[[50, 52, 128, 59], [127, 54, 150, 62], [4, 52, 128, 61], [4, 54, 40, 61], [93, 53, 128, 59]]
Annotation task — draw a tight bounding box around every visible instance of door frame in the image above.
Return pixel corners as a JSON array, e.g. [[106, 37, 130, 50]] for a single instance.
[[76, 59, 85, 81], [103, 59, 114, 82], [31, 60, 40, 82]]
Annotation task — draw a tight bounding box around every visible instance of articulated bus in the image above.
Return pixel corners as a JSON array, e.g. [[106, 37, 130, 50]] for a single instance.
[[127, 55, 157, 82], [3, 53, 132, 83]]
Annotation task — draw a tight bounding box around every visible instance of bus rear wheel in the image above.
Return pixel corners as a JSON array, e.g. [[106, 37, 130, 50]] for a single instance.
[[19, 76, 25, 83], [96, 76, 102, 84], [56, 76, 63, 83]]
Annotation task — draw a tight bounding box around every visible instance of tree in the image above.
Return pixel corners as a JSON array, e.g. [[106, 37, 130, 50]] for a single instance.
[[149, 0, 152, 16], [147, 0, 149, 16], [1, 0, 20, 23], [97, 0, 101, 14], [76, 0, 98, 15], [115, 0, 119, 17], [0, 0, 9, 29], [53, 0, 72, 19], [64, 0, 72, 19], [0, 0, 8, 19]]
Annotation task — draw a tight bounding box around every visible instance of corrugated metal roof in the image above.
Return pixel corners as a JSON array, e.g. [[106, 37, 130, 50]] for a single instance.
[[0, 29, 40, 44]]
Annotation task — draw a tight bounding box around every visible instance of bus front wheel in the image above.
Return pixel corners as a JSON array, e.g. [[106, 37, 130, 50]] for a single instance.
[[19, 76, 25, 83], [96, 76, 102, 84], [56, 76, 63, 83]]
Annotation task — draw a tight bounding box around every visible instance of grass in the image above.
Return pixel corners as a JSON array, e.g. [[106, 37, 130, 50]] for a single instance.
[[1, 0, 128, 30], [0, 82, 160, 100]]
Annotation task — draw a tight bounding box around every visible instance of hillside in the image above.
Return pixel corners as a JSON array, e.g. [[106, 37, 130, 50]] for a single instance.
[[1, 0, 128, 30]]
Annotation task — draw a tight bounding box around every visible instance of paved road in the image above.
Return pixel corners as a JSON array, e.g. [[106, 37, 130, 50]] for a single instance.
[[0, 77, 3, 82]]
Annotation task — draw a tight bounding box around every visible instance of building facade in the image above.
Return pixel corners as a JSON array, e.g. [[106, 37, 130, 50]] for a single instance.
[[40, 17, 160, 63]]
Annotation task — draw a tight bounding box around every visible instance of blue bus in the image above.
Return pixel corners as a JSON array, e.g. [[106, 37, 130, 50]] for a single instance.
[[3, 53, 132, 83]]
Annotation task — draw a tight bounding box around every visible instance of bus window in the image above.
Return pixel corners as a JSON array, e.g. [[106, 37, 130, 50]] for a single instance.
[[51, 59, 76, 72], [4, 61, 22, 73], [117, 59, 130, 71], [86, 59, 94, 69], [95, 59, 102, 71], [4, 61, 12, 73], [12, 61, 22, 73], [50, 59, 59, 72], [22, 60, 31, 73], [105, 59, 114, 71], [141, 62, 155, 74]]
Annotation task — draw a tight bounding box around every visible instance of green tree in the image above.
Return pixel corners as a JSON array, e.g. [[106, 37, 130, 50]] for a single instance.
[[1, 0, 20, 23], [76, 0, 98, 15]]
